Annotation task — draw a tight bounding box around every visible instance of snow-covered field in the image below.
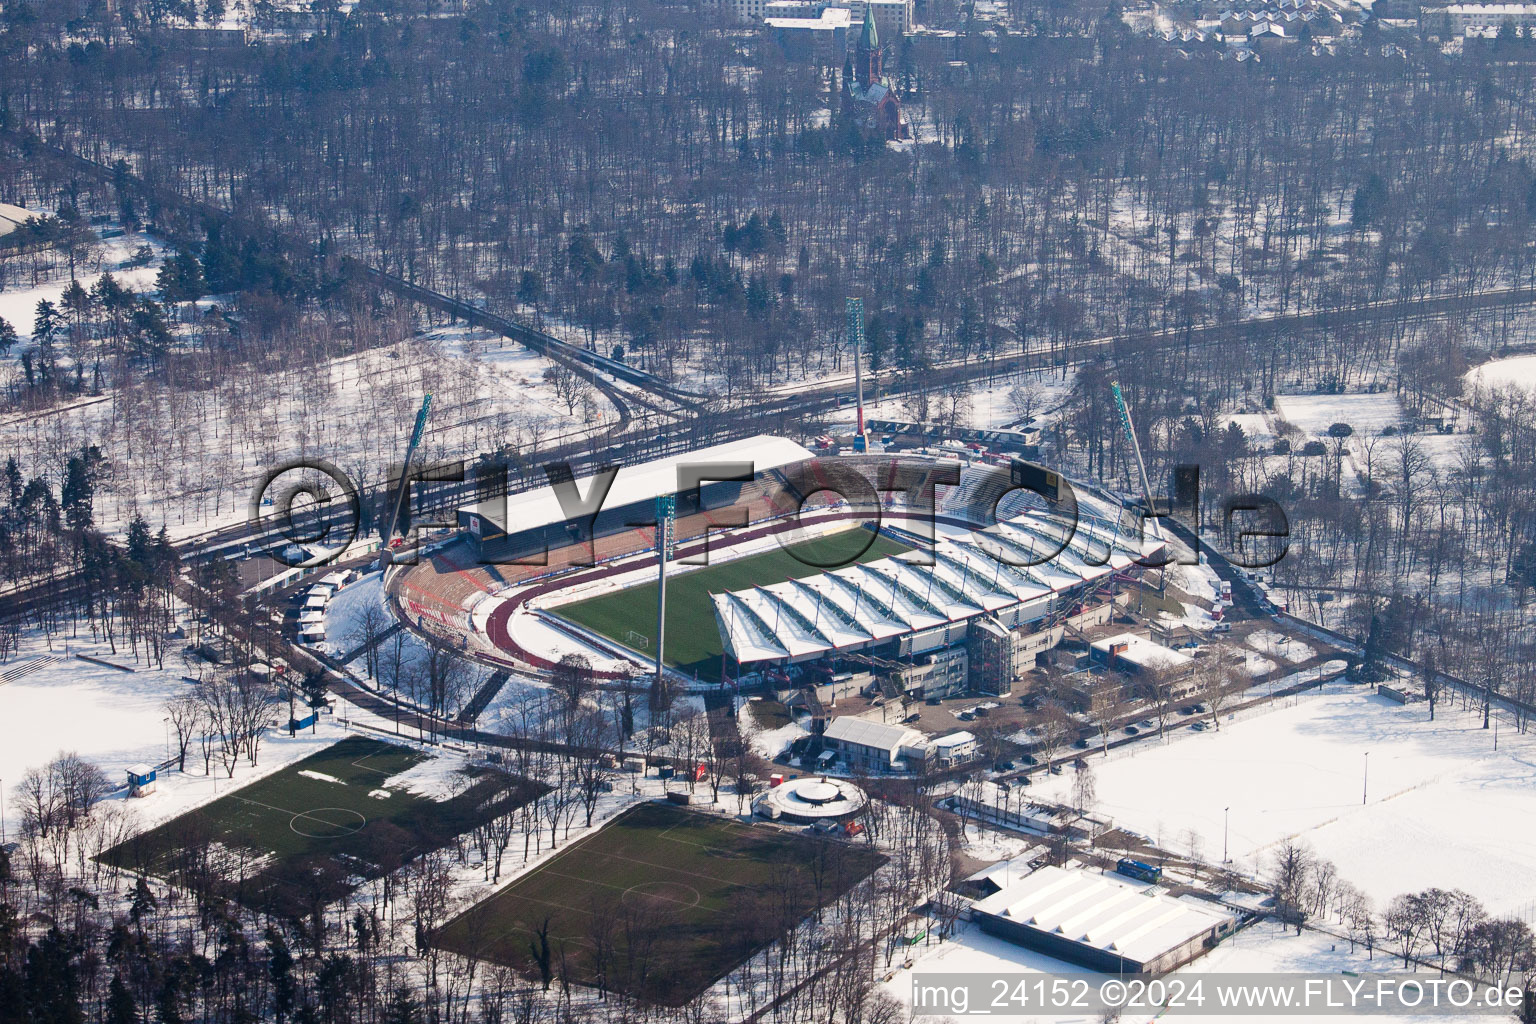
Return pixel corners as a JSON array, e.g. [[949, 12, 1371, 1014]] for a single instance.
[[0, 631, 199, 792], [1273, 393, 1406, 437], [1029, 684, 1536, 914], [0, 626, 368, 839], [1467, 353, 1536, 395], [880, 917, 1505, 1024]]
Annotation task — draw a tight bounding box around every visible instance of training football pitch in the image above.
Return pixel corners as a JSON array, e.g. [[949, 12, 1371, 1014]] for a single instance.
[[102, 735, 543, 915], [552, 528, 909, 679], [435, 801, 884, 1005]]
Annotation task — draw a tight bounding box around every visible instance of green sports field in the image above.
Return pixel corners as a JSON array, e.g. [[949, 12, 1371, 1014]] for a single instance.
[[102, 735, 543, 916], [434, 801, 884, 1005], [552, 528, 909, 679]]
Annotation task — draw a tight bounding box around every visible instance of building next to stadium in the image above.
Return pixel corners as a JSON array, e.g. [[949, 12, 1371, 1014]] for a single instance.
[[970, 866, 1239, 975], [443, 432, 1172, 705], [457, 434, 817, 563]]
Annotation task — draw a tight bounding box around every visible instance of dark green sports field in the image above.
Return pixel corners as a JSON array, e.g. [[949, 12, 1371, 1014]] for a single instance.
[[434, 801, 884, 1005], [102, 735, 543, 916], [551, 528, 909, 679]]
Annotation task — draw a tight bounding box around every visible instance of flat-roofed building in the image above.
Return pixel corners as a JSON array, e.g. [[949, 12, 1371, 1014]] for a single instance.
[[822, 716, 929, 769], [971, 865, 1239, 974]]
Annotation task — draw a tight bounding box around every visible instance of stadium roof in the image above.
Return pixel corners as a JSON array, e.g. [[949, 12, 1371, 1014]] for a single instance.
[[0, 203, 43, 238], [711, 474, 1165, 664], [972, 865, 1235, 968], [462, 434, 813, 536]]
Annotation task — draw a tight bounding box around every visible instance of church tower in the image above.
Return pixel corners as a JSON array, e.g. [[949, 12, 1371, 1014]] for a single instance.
[[855, 6, 881, 89]]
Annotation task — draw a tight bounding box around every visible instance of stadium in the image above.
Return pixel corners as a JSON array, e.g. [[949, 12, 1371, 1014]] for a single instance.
[[386, 435, 1168, 700]]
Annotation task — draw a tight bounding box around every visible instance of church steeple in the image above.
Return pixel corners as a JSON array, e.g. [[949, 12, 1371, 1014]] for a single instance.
[[860, 5, 879, 51], [856, 6, 881, 89]]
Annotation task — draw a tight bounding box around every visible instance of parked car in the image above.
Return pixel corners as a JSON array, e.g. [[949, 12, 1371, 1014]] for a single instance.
[[1125, 725, 1140, 735], [1191, 721, 1208, 732], [1073, 738, 1090, 749], [1179, 706, 1197, 716], [1139, 720, 1154, 729], [1049, 763, 1063, 775]]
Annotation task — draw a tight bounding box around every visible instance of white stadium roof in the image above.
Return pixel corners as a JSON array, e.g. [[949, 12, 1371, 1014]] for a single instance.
[[972, 865, 1234, 967], [0, 203, 43, 238], [711, 475, 1165, 664], [462, 434, 813, 535]]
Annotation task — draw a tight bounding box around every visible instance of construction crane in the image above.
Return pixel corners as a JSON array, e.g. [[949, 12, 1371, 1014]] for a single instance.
[[846, 297, 868, 453], [1109, 381, 1164, 543], [381, 393, 434, 548]]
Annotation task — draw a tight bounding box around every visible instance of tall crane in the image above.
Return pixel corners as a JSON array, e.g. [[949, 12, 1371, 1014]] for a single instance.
[[846, 297, 868, 453], [382, 393, 434, 547], [1110, 381, 1164, 543]]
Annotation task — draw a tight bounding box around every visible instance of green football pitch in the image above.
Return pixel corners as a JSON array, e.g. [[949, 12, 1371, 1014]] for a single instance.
[[102, 735, 543, 915], [551, 528, 909, 679], [434, 801, 884, 1004]]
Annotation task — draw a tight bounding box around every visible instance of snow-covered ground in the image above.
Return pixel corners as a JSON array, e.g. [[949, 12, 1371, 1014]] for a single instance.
[[1273, 392, 1406, 438], [1027, 684, 1536, 914], [0, 631, 200, 793], [0, 314, 605, 542], [879, 917, 1506, 1024], [0, 624, 369, 840], [1248, 629, 1315, 664], [819, 368, 1076, 434], [324, 571, 499, 696], [0, 227, 169, 343], [737, 698, 809, 759], [1466, 353, 1536, 395]]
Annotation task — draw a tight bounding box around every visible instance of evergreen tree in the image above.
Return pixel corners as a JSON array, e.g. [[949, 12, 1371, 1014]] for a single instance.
[[381, 987, 421, 1024], [106, 974, 136, 1024], [32, 299, 60, 347], [0, 317, 16, 355]]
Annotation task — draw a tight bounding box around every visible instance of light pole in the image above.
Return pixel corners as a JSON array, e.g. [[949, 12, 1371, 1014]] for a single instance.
[[1362, 751, 1369, 805], [1224, 806, 1230, 863], [162, 716, 170, 768]]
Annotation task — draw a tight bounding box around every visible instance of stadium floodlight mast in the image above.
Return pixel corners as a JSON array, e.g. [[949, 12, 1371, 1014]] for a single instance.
[[654, 494, 676, 698], [846, 297, 868, 453]]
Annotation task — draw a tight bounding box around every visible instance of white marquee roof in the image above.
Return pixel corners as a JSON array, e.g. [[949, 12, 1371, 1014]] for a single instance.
[[712, 477, 1165, 664], [972, 865, 1235, 966]]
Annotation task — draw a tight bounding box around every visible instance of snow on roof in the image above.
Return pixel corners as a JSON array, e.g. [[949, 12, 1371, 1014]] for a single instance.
[[1445, 2, 1536, 11], [972, 865, 1235, 966], [823, 716, 926, 753], [932, 730, 976, 748], [1091, 633, 1193, 671], [715, 469, 1164, 664], [0, 203, 43, 237], [126, 763, 154, 776], [766, 7, 851, 27], [464, 434, 813, 534]]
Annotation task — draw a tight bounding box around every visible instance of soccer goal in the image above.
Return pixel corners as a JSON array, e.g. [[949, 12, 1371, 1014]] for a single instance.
[[625, 630, 650, 650]]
